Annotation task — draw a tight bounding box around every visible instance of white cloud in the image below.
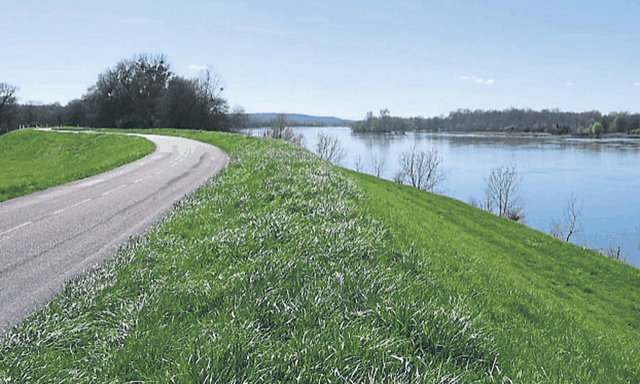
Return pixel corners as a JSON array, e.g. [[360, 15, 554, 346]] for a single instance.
[[635, 82, 640, 87], [189, 64, 208, 71], [460, 75, 494, 85], [566, 81, 574, 87]]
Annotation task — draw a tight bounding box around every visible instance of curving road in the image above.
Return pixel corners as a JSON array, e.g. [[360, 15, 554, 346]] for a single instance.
[[0, 133, 228, 336]]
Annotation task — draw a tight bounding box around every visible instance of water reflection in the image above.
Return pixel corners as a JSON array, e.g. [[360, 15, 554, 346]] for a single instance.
[[351, 132, 406, 149]]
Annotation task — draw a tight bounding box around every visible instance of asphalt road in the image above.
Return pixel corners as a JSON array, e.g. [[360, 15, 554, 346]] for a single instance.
[[0, 133, 228, 336]]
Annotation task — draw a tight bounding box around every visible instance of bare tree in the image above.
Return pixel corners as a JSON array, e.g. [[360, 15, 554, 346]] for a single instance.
[[89, 53, 174, 128], [229, 105, 248, 130], [549, 220, 564, 241], [196, 67, 227, 113], [370, 153, 386, 178], [601, 245, 633, 266], [397, 146, 444, 192], [195, 67, 230, 129], [393, 171, 405, 184], [0, 83, 18, 133], [468, 196, 481, 209], [485, 165, 524, 221], [354, 155, 363, 172], [22, 101, 43, 128], [315, 132, 347, 165], [549, 192, 583, 242], [379, 108, 391, 131], [263, 113, 304, 146]]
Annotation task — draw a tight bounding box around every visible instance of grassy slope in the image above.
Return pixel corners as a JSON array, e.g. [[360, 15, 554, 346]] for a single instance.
[[1, 129, 639, 383], [0, 129, 155, 202], [349, 171, 640, 382]]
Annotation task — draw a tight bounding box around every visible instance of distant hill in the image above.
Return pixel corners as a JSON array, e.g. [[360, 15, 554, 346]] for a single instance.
[[247, 113, 353, 127]]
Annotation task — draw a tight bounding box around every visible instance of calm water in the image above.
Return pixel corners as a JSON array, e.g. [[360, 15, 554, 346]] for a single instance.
[[251, 127, 640, 266]]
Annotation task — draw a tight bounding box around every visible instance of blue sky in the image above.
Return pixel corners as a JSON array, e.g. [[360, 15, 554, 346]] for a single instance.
[[2, 0, 639, 119]]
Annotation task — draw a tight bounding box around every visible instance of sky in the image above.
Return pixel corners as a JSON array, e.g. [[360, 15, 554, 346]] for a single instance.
[[2, 0, 639, 120]]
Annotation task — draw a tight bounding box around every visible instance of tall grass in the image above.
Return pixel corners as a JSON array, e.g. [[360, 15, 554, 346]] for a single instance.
[[0, 129, 154, 202]]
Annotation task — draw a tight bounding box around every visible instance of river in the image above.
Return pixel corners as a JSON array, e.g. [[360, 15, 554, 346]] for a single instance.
[[249, 127, 640, 266]]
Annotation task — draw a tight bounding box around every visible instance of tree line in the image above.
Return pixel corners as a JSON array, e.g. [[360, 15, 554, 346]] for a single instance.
[[0, 54, 247, 135], [352, 108, 640, 136]]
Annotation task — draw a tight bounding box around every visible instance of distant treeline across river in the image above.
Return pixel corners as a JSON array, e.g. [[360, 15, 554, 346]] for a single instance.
[[352, 108, 640, 137]]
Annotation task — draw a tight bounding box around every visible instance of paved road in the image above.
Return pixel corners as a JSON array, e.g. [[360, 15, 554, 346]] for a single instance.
[[0, 133, 228, 336]]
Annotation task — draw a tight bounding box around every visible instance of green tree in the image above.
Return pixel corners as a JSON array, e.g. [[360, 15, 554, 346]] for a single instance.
[[591, 121, 604, 136], [610, 113, 629, 133]]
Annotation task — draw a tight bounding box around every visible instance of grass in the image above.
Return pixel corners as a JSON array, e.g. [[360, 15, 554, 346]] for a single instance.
[[1, 128, 639, 383], [347, 170, 640, 382], [0, 129, 155, 202]]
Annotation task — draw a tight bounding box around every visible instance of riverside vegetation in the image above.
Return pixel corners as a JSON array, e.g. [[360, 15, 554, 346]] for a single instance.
[[0, 129, 154, 202], [1, 129, 639, 382], [352, 108, 640, 136]]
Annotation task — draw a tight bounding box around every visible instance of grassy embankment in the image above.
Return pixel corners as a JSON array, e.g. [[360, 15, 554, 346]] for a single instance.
[[0, 129, 155, 202], [1, 129, 639, 383]]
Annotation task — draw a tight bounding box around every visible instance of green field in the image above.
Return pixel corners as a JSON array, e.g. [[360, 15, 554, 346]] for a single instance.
[[0, 129, 155, 202], [1, 129, 639, 383]]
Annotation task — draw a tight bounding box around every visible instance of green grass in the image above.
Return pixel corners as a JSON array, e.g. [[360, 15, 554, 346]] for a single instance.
[[1, 129, 639, 383], [0, 129, 155, 202]]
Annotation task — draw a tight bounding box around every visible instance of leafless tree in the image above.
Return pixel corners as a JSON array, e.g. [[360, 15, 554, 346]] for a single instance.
[[0, 83, 18, 133], [393, 171, 405, 184], [197, 67, 226, 113], [22, 101, 43, 128], [370, 153, 386, 178], [468, 196, 481, 209], [229, 105, 248, 130], [397, 146, 444, 192], [549, 192, 583, 242], [549, 220, 564, 241], [354, 155, 363, 172], [262, 113, 304, 146], [600, 245, 634, 266], [379, 108, 391, 131], [315, 132, 347, 165], [485, 165, 524, 221]]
